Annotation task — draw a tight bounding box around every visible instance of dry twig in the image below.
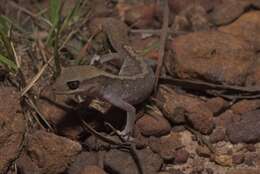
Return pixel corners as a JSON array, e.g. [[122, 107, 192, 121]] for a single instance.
[[21, 57, 53, 96], [154, 0, 169, 92]]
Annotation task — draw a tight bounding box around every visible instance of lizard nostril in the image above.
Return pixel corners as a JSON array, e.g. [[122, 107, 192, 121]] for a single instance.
[[66, 81, 80, 90]]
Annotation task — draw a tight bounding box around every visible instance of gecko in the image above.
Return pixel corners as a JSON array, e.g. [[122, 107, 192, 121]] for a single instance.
[[52, 18, 155, 137]]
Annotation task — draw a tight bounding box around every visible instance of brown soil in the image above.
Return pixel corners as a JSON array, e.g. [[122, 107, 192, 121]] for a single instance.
[[1, 0, 260, 174]]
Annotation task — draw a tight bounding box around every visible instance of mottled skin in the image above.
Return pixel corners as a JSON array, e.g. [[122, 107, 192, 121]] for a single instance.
[[53, 18, 155, 136]]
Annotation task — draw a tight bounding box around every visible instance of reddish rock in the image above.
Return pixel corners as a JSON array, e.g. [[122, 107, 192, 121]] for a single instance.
[[78, 165, 106, 174], [205, 168, 214, 174], [131, 36, 160, 61], [0, 87, 26, 174], [185, 6, 209, 31], [38, 88, 69, 124], [157, 86, 214, 134], [227, 110, 260, 143], [190, 159, 205, 173], [166, 31, 255, 86], [231, 99, 260, 115], [209, 127, 226, 143], [196, 146, 211, 158], [169, 0, 194, 14], [205, 97, 228, 116], [124, 3, 156, 28], [209, 0, 250, 25], [227, 169, 260, 174], [172, 15, 190, 34], [245, 144, 256, 152], [187, 103, 214, 134], [38, 89, 84, 140], [157, 86, 202, 113], [132, 130, 149, 148], [89, 0, 113, 17], [173, 149, 189, 164], [87, 17, 107, 35], [213, 154, 233, 166], [39, 89, 105, 140], [67, 152, 101, 174], [214, 110, 241, 128], [232, 154, 244, 165], [251, 0, 260, 7], [136, 113, 171, 137], [166, 169, 185, 174], [172, 4, 210, 34], [219, 11, 260, 50], [149, 132, 183, 161], [244, 152, 257, 166], [156, 86, 198, 124], [246, 56, 260, 86], [169, 0, 218, 14], [104, 148, 163, 174], [17, 130, 82, 174]]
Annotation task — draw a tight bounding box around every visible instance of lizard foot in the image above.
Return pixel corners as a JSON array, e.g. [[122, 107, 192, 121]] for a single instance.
[[116, 130, 134, 142]]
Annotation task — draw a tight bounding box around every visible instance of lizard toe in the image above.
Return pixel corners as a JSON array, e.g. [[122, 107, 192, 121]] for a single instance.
[[116, 130, 134, 141]]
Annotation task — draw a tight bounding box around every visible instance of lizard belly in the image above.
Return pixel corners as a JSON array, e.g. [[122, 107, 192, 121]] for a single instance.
[[102, 71, 154, 105]]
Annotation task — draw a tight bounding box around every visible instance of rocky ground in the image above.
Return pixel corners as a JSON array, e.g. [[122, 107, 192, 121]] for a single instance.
[[1, 0, 260, 174]]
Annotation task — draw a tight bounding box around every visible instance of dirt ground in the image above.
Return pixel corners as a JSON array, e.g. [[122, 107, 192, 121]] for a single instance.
[[1, 0, 260, 174]]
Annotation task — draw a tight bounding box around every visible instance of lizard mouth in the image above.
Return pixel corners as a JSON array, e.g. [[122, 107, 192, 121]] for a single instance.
[[52, 87, 85, 95]]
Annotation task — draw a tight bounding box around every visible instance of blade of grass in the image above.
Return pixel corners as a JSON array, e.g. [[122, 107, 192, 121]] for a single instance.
[[1, 15, 26, 33], [47, 0, 82, 46], [0, 15, 8, 34], [8, 1, 52, 27], [53, 20, 61, 76], [0, 54, 17, 72], [21, 57, 53, 96], [49, 0, 61, 26], [60, 0, 82, 32], [46, 0, 63, 46], [0, 15, 15, 62], [10, 35, 21, 69]]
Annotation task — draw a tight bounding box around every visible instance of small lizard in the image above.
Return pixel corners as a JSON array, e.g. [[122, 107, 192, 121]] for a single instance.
[[52, 18, 155, 137]]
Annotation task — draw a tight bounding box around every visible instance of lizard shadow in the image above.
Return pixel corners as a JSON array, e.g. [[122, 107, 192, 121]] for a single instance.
[[40, 95, 127, 141]]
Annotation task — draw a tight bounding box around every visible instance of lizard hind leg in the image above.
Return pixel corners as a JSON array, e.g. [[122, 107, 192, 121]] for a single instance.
[[103, 94, 136, 138], [90, 53, 123, 65], [119, 105, 136, 136]]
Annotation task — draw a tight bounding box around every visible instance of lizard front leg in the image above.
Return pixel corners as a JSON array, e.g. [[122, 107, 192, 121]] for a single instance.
[[90, 53, 123, 65], [103, 93, 136, 137]]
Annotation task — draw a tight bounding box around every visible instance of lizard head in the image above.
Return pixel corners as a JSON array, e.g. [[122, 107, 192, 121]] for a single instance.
[[52, 65, 106, 95]]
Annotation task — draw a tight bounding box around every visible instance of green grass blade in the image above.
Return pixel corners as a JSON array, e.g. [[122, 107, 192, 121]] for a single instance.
[[0, 54, 17, 72], [61, 0, 82, 31], [0, 15, 26, 33], [0, 16, 15, 62], [49, 0, 61, 26], [47, 0, 62, 46], [0, 15, 9, 34]]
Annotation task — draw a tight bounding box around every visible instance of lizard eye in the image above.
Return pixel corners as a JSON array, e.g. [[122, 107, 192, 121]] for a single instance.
[[66, 81, 80, 90]]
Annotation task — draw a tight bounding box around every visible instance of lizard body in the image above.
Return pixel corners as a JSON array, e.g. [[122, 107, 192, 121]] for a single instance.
[[53, 18, 155, 136]]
